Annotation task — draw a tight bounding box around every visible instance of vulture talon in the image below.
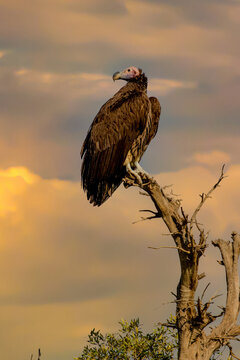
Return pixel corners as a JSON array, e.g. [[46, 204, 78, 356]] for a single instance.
[[134, 162, 148, 175], [126, 163, 142, 184]]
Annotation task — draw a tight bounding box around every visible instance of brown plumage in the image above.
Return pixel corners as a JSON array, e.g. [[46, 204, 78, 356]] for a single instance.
[[81, 66, 161, 206]]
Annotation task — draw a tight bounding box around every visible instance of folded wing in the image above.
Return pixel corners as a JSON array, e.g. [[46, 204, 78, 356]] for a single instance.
[[81, 91, 150, 206]]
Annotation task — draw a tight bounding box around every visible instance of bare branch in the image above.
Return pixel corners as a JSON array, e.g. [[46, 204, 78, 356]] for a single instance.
[[208, 293, 223, 303], [132, 215, 159, 224], [201, 282, 211, 301], [139, 209, 159, 215], [198, 273, 206, 281], [227, 342, 240, 360], [139, 191, 150, 196], [148, 246, 190, 254], [161, 231, 182, 236], [180, 207, 188, 222], [132, 207, 161, 223], [190, 165, 226, 231], [162, 184, 174, 190]]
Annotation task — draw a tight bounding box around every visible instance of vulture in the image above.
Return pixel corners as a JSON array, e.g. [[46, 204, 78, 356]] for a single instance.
[[81, 66, 161, 206]]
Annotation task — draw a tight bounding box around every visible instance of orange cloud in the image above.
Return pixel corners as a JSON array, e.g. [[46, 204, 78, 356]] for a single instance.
[[0, 167, 38, 217], [191, 150, 231, 166], [0, 164, 239, 359]]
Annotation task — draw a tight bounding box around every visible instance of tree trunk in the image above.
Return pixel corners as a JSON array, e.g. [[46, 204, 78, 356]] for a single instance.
[[124, 169, 240, 359]]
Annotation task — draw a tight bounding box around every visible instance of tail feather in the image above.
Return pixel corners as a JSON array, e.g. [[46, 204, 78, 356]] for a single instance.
[[81, 139, 128, 206], [87, 171, 125, 206]]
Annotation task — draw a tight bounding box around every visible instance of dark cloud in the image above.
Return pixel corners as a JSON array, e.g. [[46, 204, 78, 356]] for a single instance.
[[140, 0, 238, 3], [67, 0, 127, 15], [2, 41, 122, 74], [139, 0, 240, 27]]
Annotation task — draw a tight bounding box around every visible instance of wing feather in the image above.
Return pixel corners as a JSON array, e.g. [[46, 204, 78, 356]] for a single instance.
[[147, 96, 161, 145], [81, 89, 150, 206]]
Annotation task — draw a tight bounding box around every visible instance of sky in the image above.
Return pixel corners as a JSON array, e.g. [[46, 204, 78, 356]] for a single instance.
[[0, 0, 240, 359]]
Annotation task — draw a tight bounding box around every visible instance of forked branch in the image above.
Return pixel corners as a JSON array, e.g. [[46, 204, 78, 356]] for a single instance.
[[190, 164, 226, 232]]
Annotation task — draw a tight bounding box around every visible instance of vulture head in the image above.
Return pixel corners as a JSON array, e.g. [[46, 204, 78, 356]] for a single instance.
[[112, 66, 142, 81]]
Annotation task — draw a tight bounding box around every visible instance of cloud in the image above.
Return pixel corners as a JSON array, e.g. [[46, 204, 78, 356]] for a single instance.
[[1, 0, 239, 74], [0, 164, 239, 359], [67, 0, 128, 16], [14, 68, 114, 98], [0, 166, 172, 306], [191, 150, 230, 166], [149, 78, 197, 95], [14, 67, 196, 97], [137, 0, 240, 28], [0, 165, 177, 359]]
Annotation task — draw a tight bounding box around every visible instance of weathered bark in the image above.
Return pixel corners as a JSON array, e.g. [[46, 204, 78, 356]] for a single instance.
[[124, 169, 240, 359]]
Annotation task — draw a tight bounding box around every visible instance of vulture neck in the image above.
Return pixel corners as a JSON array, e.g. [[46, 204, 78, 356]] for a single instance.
[[128, 73, 148, 91]]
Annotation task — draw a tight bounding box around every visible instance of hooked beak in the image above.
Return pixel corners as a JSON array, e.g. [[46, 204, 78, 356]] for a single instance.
[[112, 71, 121, 81]]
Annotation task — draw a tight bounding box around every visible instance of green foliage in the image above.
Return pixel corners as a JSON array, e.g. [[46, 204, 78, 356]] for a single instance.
[[75, 315, 229, 360], [76, 318, 178, 360]]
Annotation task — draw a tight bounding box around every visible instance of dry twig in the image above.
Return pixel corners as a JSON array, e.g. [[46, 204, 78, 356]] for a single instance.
[[148, 246, 190, 254], [190, 164, 226, 232]]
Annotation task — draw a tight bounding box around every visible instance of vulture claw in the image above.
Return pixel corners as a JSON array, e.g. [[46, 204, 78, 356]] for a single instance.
[[126, 163, 143, 184]]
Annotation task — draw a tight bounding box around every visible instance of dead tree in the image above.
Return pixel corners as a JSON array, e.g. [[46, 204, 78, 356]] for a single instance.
[[124, 166, 240, 360]]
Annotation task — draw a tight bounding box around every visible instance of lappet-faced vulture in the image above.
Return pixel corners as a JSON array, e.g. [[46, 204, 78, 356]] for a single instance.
[[81, 66, 161, 206]]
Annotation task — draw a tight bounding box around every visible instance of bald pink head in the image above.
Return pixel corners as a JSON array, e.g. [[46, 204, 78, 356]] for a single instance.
[[112, 66, 142, 81]]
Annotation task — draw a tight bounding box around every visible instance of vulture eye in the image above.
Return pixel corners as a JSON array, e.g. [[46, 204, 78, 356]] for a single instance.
[[128, 69, 130, 72]]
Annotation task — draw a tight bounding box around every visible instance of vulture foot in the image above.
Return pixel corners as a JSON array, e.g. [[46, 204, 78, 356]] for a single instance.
[[126, 163, 142, 184], [134, 162, 150, 177]]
